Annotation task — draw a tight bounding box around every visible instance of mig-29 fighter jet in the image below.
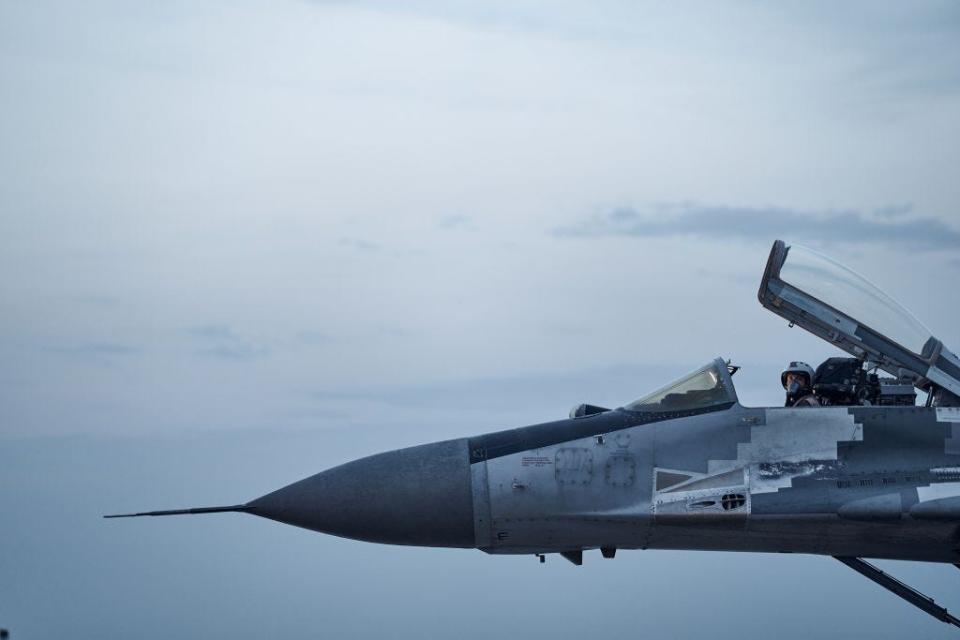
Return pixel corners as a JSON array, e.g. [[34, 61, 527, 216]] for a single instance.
[[108, 240, 960, 629]]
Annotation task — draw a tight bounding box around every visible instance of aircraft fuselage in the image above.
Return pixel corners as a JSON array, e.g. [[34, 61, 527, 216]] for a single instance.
[[249, 402, 960, 564]]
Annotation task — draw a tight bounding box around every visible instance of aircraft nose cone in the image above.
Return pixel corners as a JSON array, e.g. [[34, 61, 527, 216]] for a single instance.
[[248, 438, 476, 548]]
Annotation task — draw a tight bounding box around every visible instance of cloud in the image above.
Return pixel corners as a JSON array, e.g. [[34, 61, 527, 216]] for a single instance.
[[41, 342, 140, 358], [186, 324, 268, 360], [436, 214, 473, 230], [294, 330, 332, 346], [305, 362, 680, 413], [70, 294, 121, 308], [555, 203, 960, 250], [871, 204, 913, 219], [338, 237, 380, 252]]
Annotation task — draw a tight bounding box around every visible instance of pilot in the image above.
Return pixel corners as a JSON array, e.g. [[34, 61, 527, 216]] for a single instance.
[[781, 361, 820, 407]]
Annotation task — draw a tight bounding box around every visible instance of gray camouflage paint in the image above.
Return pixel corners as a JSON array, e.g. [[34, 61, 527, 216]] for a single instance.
[[244, 359, 959, 564], [461, 366, 959, 563]]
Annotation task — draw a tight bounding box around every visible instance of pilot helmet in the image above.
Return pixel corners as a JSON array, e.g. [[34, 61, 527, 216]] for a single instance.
[[781, 361, 815, 389]]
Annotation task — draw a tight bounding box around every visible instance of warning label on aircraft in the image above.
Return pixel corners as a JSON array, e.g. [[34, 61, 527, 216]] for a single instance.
[[522, 456, 552, 467]]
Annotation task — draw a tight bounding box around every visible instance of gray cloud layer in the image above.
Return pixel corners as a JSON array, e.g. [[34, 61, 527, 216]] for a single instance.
[[41, 342, 140, 358], [186, 325, 269, 360], [557, 204, 960, 250]]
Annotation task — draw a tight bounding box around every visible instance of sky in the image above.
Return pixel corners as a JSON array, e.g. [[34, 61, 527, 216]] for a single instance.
[[1, 1, 959, 638]]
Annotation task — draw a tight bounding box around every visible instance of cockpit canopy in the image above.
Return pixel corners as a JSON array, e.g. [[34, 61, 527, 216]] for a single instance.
[[779, 244, 932, 354], [624, 358, 737, 413], [758, 240, 960, 398]]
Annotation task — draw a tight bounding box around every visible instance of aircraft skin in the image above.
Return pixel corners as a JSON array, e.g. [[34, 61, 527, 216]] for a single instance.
[[108, 239, 960, 624], [243, 385, 960, 564]]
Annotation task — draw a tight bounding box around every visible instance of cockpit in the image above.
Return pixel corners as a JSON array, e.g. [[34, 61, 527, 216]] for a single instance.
[[576, 239, 959, 419], [624, 358, 737, 413], [759, 240, 960, 406]]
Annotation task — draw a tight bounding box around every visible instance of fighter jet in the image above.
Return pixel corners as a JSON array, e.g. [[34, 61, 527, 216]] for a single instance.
[[107, 239, 960, 628]]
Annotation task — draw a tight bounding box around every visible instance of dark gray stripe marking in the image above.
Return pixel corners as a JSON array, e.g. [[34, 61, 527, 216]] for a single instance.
[[468, 402, 735, 463]]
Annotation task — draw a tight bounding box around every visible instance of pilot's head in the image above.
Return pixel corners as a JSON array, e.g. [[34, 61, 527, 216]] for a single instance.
[[781, 361, 815, 401]]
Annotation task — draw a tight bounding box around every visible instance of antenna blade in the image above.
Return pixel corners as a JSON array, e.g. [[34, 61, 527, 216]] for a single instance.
[[103, 504, 249, 518]]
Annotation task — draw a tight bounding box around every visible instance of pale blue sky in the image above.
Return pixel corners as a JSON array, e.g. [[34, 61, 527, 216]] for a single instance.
[[1, 1, 959, 638]]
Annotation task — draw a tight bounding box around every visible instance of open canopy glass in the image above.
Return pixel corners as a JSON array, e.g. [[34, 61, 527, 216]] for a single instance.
[[758, 239, 960, 397], [779, 244, 933, 355]]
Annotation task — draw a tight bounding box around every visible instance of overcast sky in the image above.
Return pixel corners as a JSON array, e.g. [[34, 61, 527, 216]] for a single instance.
[[1, 1, 959, 638]]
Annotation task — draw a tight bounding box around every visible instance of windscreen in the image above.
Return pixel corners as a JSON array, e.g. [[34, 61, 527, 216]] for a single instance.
[[624, 361, 733, 412], [779, 245, 933, 355]]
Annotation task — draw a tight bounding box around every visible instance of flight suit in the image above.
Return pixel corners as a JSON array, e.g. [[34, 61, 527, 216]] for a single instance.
[[788, 393, 821, 407]]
